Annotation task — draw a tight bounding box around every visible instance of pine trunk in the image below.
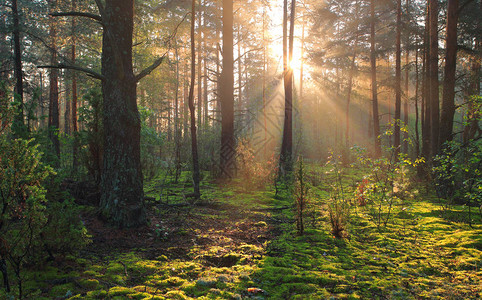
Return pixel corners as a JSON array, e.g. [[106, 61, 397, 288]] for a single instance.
[[99, 0, 146, 228]]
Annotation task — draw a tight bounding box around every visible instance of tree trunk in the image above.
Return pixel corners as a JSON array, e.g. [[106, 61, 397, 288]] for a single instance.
[[72, 0, 78, 172], [197, 0, 203, 132], [345, 33, 359, 149], [219, 0, 235, 178], [174, 41, 181, 183], [12, 0, 25, 134], [99, 0, 146, 228], [415, 45, 420, 157], [440, 0, 459, 145], [403, 0, 410, 154], [395, 0, 402, 158], [189, 0, 201, 199], [48, 0, 60, 160], [280, 0, 296, 173], [370, 0, 381, 157], [421, 3, 431, 160], [429, 0, 440, 156]]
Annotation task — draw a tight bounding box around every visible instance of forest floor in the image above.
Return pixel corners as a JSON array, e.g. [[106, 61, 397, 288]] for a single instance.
[[16, 166, 482, 299]]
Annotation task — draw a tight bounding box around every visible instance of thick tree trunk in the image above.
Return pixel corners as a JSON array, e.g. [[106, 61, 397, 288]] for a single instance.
[[429, 0, 440, 156], [440, 0, 459, 145], [99, 0, 146, 228], [189, 0, 201, 199], [394, 0, 402, 157], [370, 0, 381, 157], [219, 0, 235, 178], [280, 0, 296, 173], [48, 0, 60, 160]]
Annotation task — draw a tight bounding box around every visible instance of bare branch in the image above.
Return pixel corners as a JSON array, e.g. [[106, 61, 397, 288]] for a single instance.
[[134, 12, 189, 82], [38, 64, 104, 81], [50, 11, 102, 23], [234, 47, 263, 64], [94, 0, 105, 17], [135, 55, 166, 82]]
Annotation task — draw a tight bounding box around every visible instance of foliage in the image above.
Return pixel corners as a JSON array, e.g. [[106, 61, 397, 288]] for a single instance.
[[236, 138, 277, 191], [139, 106, 164, 180], [433, 139, 482, 224], [0, 135, 52, 297], [325, 153, 350, 238], [351, 144, 421, 229], [78, 87, 104, 184], [0, 90, 89, 298], [294, 158, 309, 235]]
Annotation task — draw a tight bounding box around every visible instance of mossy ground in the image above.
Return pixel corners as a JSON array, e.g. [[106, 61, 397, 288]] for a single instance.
[[4, 166, 481, 299]]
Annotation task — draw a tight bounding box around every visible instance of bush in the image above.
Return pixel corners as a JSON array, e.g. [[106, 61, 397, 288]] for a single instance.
[[236, 139, 277, 191], [433, 139, 482, 223], [0, 137, 52, 297], [0, 86, 89, 298]]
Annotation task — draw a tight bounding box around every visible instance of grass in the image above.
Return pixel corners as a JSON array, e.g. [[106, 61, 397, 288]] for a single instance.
[[1, 166, 481, 299]]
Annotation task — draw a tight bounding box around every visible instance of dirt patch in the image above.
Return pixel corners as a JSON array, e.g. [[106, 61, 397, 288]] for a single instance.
[[81, 200, 272, 261]]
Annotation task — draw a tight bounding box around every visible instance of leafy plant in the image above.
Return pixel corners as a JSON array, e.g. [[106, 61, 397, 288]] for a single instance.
[[295, 158, 309, 235], [236, 139, 277, 191], [325, 153, 350, 238]]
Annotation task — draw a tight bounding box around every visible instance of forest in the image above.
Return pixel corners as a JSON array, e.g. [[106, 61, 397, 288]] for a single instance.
[[0, 0, 481, 298]]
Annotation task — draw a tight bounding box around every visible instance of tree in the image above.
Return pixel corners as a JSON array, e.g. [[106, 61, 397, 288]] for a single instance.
[[48, 0, 60, 160], [46, 0, 167, 227], [280, 0, 296, 173], [370, 0, 381, 157], [394, 0, 402, 157], [11, 0, 25, 135], [440, 0, 459, 145], [189, 0, 201, 199], [429, 0, 439, 155], [98, 0, 148, 227], [219, 0, 235, 178]]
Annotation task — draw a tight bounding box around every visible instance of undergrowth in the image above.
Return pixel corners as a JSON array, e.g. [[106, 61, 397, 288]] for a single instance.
[[2, 165, 480, 299]]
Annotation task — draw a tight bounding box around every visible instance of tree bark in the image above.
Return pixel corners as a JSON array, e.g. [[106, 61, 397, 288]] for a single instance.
[[421, 3, 431, 159], [345, 30, 359, 149], [440, 0, 459, 145], [395, 0, 402, 158], [429, 0, 440, 156], [219, 0, 235, 178], [174, 41, 181, 183], [189, 0, 201, 199], [370, 0, 381, 157], [403, 0, 410, 154], [280, 0, 296, 173], [415, 45, 420, 157], [48, 0, 60, 160], [99, 0, 146, 228], [12, 0, 25, 134]]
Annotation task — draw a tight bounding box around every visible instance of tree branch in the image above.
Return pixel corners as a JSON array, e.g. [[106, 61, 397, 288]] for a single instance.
[[234, 47, 263, 64], [50, 11, 102, 23], [135, 55, 166, 82], [37, 64, 104, 81], [94, 0, 105, 17]]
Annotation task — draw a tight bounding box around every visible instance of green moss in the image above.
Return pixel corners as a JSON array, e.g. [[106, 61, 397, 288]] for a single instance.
[[86, 289, 108, 298], [108, 286, 135, 296], [50, 283, 75, 297], [78, 278, 100, 289]]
